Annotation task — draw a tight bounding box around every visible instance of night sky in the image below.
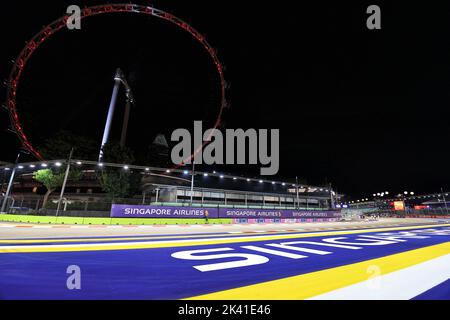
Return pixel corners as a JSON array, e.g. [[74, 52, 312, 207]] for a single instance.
[[1, 0, 449, 198]]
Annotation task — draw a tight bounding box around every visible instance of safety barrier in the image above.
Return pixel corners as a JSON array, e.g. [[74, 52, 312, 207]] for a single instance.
[[0, 214, 232, 225]]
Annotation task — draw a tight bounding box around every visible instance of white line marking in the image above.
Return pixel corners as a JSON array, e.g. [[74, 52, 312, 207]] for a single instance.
[[309, 254, 450, 300]]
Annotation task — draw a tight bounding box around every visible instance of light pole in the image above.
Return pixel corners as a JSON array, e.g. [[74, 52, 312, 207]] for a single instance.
[[56, 148, 74, 216], [441, 187, 449, 214], [305, 187, 309, 210], [1, 152, 21, 213], [155, 188, 160, 203], [329, 184, 335, 209], [190, 162, 195, 205], [0, 167, 6, 197]]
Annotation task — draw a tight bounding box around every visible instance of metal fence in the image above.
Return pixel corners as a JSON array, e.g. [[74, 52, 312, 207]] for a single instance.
[[366, 208, 450, 217], [1, 193, 333, 218]]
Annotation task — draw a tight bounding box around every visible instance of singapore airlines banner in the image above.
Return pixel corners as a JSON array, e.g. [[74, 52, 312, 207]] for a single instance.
[[110, 204, 341, 219], [110, 205, 219, 219], [221, 208, 341, 219]]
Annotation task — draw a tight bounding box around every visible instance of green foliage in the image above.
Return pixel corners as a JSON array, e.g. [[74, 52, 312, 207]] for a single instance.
[[100, 142, 135, 164], [39, 130, 98, 160], [33, 168, 82, 192], [98, 142, 141, 199], [33, 169, 65, 191], [99, 170, 132, 199]]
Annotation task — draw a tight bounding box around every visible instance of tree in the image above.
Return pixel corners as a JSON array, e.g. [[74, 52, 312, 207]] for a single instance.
[[98, 142, 141, 200], [99, 170, 132, 200], [34, 169, 82, 208], [33, 169, 64, 208], [39, 130, 98, 160], [100, 142, 135, 164]]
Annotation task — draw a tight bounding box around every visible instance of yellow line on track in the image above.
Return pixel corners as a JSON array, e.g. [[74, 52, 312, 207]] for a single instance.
[[185, 242, 450, 300], [0, 223, 426, 244], [0, 233, 253, 244], [0, 224, 448, 253]]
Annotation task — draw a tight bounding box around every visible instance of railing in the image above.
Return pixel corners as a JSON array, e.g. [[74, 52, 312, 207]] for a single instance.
[[364, 208, 450, 217], [0, 194, 335, 217]]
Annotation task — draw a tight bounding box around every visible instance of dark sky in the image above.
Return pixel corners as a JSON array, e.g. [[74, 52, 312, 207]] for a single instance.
[[1, 0, 449, 198]]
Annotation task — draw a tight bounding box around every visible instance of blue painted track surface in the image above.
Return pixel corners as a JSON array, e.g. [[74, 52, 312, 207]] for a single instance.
[[0, 225, 449, 300]]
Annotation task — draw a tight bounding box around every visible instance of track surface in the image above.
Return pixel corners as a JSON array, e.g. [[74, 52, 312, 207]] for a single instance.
[[0, 218, 449, 300]]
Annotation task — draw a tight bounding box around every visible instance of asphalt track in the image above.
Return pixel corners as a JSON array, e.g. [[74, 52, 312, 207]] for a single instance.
[[0, 218, 449, 300]]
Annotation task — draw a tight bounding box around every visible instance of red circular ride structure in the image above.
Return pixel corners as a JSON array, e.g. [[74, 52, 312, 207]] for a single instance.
[[5, 4, 227, 160]]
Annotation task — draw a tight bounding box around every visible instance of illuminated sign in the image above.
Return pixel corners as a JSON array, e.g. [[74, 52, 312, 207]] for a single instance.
[[393, 201, 405, 211]]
